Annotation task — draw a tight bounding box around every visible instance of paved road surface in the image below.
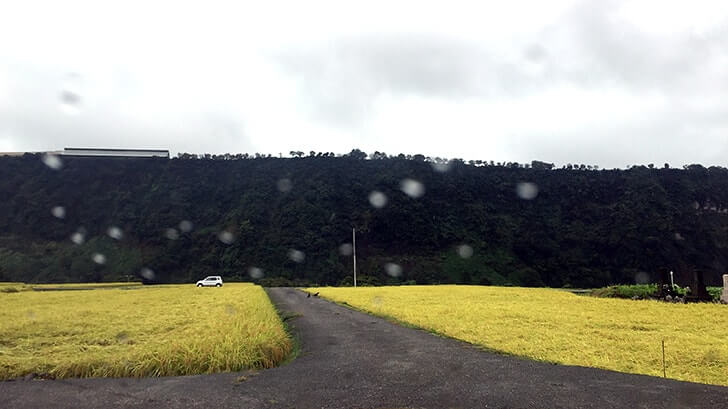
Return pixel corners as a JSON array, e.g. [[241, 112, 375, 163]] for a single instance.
[[2, 287, 727, 408]]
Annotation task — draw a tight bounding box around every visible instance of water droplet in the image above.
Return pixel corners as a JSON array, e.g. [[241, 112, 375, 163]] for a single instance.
[[369, 191, 388, 208], [92, 253, 106, 265], [248, 267, 264, 279], [59, 73, 82, 115], [164, 228, 179, 240], [107, 226, 123, 240], [277, 178, 292, 192], [288, 249, 305, 263], [51, 206, 66, 219], [179, 220, 193, 233], [384, 262, 402, 277], [41, 153, 63, 170], [225, 304, 236, 315], [516, 182, 539, 200], [635, 271, 650, 284], [218, 231, 235, 244], [400, 179, 425, 198], [70, 232, 85, 245], [140, 267, 155, 280], [457, 244, 473, 259], [431, 161, 451, 173], [339, 243, 353, 256]]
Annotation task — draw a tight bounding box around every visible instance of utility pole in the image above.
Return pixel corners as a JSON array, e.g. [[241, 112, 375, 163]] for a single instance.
[[353, 227, 357, 287]]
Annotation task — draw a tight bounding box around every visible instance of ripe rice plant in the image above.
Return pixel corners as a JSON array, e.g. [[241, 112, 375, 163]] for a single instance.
[[0, 283, 291, 379], [307, 285, 728, 386]]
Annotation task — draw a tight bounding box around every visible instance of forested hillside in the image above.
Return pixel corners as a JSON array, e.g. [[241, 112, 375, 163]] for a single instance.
[[1, 151, 727, 287]]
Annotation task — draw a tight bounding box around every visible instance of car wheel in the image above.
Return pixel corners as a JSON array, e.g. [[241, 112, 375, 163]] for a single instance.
[[216, 283, 222, 287], [197, 284, 202, 287]]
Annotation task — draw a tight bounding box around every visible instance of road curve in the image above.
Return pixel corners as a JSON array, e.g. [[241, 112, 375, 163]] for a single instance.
[[1, 287, 727, 408]]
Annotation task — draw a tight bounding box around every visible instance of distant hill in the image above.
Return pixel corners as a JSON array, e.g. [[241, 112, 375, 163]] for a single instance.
[[1, 152, 727, 287]]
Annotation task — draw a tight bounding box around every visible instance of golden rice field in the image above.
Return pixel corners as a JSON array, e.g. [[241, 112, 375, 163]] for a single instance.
[[306, 285, 728, 386], [0, 283, 291, 380]]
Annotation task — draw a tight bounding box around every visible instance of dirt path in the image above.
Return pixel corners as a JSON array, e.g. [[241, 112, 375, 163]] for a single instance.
[[2, 287, 727, 408]]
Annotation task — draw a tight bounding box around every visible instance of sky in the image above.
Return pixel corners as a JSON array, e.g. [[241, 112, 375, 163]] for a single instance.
[[0, 0, 727, 168]]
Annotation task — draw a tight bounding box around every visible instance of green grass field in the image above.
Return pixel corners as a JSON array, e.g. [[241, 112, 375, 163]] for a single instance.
[[0, 283, 291, 380], [306, 285, 728, 386]]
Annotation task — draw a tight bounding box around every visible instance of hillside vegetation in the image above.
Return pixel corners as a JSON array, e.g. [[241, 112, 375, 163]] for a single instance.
[[1, 152, 728, 287]]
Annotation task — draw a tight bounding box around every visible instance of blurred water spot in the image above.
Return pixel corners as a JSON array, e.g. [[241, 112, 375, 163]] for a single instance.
[[218, 231, 235, 244], [635, 271, 650, 284], [140, 267, 155, 280], [51, 206, 66, 219], [70, 231, 85, 245], [339, 243, 353, 256], [277, 178, 292, 192], [525, 44, 547, 62], [164, 228, 179, 240], [27, 310, 36, 320], [384, 262, 402, 277], [369, 191, 388, 208], [288, 249, 305, 263], [42, 153, 63, 170], [92, 253, 106, 265], [107, 226, 123, 240], [674, 232, 685, 241], [457, 244, 474, 259], [225, 304, 237, 315], [516, 182, 539, 200], [179, 220, 193, 233], [400, 179, 425, 198], [248, 267, 264, 279], [59, 73, 82, 115], [431, 161, 451, 173], [372, 296, 383, 306]]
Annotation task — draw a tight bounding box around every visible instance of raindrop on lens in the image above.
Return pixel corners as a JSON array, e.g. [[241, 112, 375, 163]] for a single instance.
[[164, 228, 179, 240], [107, 226, 123, 240], [431, 161, 451, 173], [400, 179, 425, 198], [384, 262, 402, 277], [92, 253, 106, 265], [369, 191, 387, 208], [179, 220, 193, 233], [42, 153, 63, 170], [70, 232, 85, 245], [635, 271, 650, 284], [516, 182, 539, 200], [59, 73, 82, 115], [51, 206, 66, 219], [218, 231, 234, 244], [140, 267, 155, 280], [288, 249, 305, 263], [248, 267, 264, 279], [277, 178, 292, 192], [457, 244, 473, 259], [339, 243, 353, 256]]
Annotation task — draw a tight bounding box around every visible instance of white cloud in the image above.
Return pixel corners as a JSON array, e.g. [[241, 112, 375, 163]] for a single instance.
[[0, 0, 726, 167]]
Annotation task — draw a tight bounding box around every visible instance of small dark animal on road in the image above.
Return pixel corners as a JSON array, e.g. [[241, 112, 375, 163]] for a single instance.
[[307, 293, 311, 298], [314, 292, 320, 297]]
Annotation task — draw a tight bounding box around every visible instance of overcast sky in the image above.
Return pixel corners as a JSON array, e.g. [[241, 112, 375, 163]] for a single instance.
[[1, 0, 727, 168]]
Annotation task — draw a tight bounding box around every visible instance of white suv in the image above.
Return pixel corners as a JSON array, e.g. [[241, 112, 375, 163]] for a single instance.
[[196, 276, 223, 287]]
